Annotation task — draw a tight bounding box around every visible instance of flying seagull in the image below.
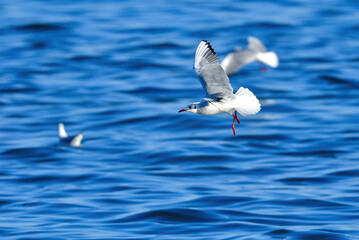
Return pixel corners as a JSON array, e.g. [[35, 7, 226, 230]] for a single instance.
[[58, 123, 83, 147], [221, 37, 279, 76], [179, 40, 261, 135]]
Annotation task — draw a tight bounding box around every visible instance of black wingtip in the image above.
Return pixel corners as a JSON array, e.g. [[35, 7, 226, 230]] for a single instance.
[[202, 40, 216, 55]]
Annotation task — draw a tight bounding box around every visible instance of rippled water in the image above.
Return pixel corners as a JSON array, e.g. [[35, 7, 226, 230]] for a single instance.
[[1, 0, 359, 239]]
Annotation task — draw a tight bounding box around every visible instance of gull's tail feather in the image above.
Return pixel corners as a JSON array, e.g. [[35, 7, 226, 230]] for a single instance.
[[234, 87, 261, 116], [70, 133, 83, 147], [256, 51, 279, 68], [58, 123, 68, 138]]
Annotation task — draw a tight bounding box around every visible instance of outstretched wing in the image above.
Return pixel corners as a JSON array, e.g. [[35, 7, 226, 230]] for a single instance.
[[70, 133, 83, 147], [247, 36, 267, 52], [194, 40, 233, 97]]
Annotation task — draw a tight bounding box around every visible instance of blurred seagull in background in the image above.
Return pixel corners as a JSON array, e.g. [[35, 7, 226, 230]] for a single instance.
[[179, 40, 261, 135], [221, 36, 279, 76], [58, 123, 83, 147]]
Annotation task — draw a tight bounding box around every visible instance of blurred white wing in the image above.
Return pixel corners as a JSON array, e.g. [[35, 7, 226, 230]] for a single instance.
[[221, 51, 240, 76], [70, 133, 83, 147], [58, 123, 68, 138], [194, 40, 233, 97], [247, 36, 267, 52]]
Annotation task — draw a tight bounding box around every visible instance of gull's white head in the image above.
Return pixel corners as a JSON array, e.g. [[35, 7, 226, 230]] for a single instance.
[[179, 103, 200, 114]]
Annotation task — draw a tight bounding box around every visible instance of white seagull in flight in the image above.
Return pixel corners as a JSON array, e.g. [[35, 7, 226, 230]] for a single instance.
[[179, 40, 261, 135], [221, 37, 279, 76]]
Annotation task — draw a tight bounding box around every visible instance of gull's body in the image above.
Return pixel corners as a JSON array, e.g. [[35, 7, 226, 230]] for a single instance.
[[221, 37, 279, 76], [58, 123, 83, 147], [179, 40, 261, 135]]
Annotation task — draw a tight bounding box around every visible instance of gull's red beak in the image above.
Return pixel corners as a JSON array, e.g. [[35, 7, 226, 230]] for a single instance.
[[178, 109, 187, 113]]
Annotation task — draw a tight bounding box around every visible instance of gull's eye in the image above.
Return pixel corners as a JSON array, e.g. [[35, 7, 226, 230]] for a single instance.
[[189, 105, 192, 109]]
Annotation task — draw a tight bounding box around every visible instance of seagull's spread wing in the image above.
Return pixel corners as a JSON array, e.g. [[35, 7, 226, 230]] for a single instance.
[[220, 51, 240, 77], [247, 36, 266, 52], [70, 133, 83, 147], [194, 40, 233, 97]]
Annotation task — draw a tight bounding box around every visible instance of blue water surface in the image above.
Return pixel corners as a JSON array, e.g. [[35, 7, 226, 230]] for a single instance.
[[1, 0, 359, 239]]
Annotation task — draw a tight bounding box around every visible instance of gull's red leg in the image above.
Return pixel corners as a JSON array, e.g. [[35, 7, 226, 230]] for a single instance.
[[235, 111, 240, 124], [258, 62, 267, 72], [232, 114, 236, 136], [260, 64, 267, 73]]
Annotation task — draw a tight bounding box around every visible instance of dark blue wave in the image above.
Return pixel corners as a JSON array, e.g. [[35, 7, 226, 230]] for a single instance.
[[14, 23, 66, 32]]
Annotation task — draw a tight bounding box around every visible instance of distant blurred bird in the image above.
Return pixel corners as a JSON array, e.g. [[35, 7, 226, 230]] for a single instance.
[[179, 40, 261, 135], [221, 37, 279, 76], [58, 123, 83, 147]]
